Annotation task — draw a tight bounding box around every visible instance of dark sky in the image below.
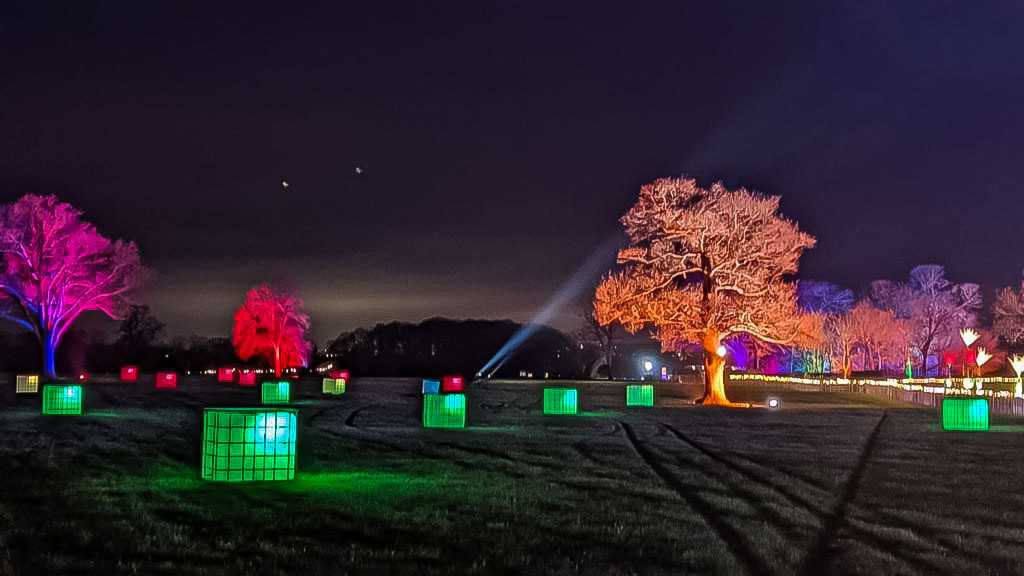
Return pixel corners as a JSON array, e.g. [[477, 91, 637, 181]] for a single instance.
[[2, 2, 1023, 342]]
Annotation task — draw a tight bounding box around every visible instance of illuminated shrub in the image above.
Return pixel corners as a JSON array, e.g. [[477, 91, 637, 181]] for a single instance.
[[155, 371, 178, 389], [942, 398, 989, 431], [423, 393, 466, 428], [442, 375, 465, 392], [626, 384, 655, 407], [322, 377, 346, 395], [42, 385, 83, 415], [120, 366, 139, 383], [543, 388, 578, 415], [201, 408, 297, 482], [217, 367, 236, 383], [15, 374, 39, 394], [238, 370, 256, 386], [262, 381, 291, 404], [422, 379, 440, 394]]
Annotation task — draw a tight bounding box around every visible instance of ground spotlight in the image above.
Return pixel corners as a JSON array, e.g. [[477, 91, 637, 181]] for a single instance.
[[767, 398, 780, 409]]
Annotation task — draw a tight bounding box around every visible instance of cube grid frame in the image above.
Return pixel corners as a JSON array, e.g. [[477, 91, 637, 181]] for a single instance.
[[155, 371, 178, 389], [422, 379, 441, 395], [626, 384, 655, 407], [423, 393, 466, 428], [217, 367, 236, 383], [441, 375, 465, 392], [261, 380, 291, 404], [322, 377, 346, 395], [120, 366, 139, 383], [42, 384, 83, 415], [16, 374, 39, 394], [543, 388, 578, 415], [942, 397, 989, 431], [238, 370, 257, 386], [201, 408, 298, 482]]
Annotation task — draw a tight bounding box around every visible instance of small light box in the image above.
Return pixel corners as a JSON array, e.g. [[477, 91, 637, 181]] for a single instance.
[[422, 379, 441, 394], [261, 381, 291, 404], [155, 371, 178, 389], [322, 377, 346, 395], [120, 366, 139, 383], [543, 388, 578, 415], [767, 398, 780, 409], [238, 370, 256, 386], [217, 367, 236, 383], [15, 374, 39, 394], [42, 384, 83, 415], [329, 369, 350, 381], [942, 397, 989, 431], [423, 393, 466, 428], [626, 384, 655, 407], [201, 408, 298, 482], [442, 375, 464, 392]]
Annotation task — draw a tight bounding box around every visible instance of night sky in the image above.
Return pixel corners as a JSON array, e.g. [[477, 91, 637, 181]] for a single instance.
[[2, 2, 1022, 342]]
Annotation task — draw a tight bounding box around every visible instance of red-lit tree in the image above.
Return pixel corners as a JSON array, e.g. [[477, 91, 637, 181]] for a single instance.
[[0, 195, 144, 377], [595, 178, 817, 406], [994, 280, 1024, 348], [232, 284, 311, 377], [826, 301, 909, 378]]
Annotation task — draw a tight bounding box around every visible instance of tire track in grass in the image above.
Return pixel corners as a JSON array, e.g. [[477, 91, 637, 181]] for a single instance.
[[618, 420, 771, 576], [798, 412, 887, 576]]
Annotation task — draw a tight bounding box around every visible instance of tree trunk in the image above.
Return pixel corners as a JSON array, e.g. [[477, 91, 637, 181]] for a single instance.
[[274, 346, 282, 378], [41, 330, 58, 379], [696, 330, 747, 407]]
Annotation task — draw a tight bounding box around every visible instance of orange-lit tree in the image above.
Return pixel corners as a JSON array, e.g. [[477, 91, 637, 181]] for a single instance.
[[595, 178, 816, 406], [232, 284, 311, 377]]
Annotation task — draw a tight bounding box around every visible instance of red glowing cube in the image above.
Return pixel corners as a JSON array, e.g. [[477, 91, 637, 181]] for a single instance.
[[238, 370, 256, 386], [155, 371, 178, 389], [217, 367, 236, 383], [77, 370, 90, 383], [329, 369, 350, 380], [120, 365, 139, 382], [442, 375, 464, 392]]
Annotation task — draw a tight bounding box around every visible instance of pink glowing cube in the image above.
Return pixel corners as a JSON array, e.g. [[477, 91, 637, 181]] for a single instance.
[[238, 370, 256, 386], [442, 375, 464, 392], [329, 369, 350, 381], [217, 367, 236, 383], [120, 365, 139, 382], [155, 371, 178, 389]]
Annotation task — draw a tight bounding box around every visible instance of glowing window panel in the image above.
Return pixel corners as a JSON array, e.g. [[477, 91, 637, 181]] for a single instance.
[[42, 385, 83, 415], [201, 408, 297, 482], [261, 381, 291, 404], [15, 374, 39, 394], [217, 367, 236, 383], [155, 371, 178, 389], [422, 379, 441, 395], [120, 366, 139, 383], [441, 375, 464, 392], [626, 384, 655, 407], [942, 398, 989, 431], [423, 393, 466, 428], [543, 388, 578, 415], [238, 370, 256, 386], [322, 377, 346, 395]]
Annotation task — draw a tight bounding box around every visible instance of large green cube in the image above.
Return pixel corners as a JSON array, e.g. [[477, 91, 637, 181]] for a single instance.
[[322, 377, 346, 395], [261, 381, 291, 404], [42, 385, 83, 415], [942, 397, 989, 431], [423, 393, 466, 428], [626, 384, 655, 407], [201, 408, 298, 482], [543, 387, 578, 415], [16, 374, 39, 394]]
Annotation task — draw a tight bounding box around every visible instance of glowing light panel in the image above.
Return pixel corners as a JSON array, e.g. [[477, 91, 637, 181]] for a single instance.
[[261, 381, 291, 404], [441, 375, 464, 392], [422, 393, 466, 428], [543, 388, 578, 415], [239, 370, 256, 386], [626, 384, 655, 407], [155, 371, 177, 389], [15, 374, 39, 394], [120, 366, 138, 383], [217, 367, 236, 383], [42, 384, 83, 415], [201, 408, 297, 482], [942, 398, 989, 431], [322, 377, 346, 395], [422, 379, 440, 394]]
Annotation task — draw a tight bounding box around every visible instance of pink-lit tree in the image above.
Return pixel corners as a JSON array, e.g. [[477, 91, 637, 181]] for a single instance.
[[994, 280, 1024, 348], [232, 284, 311, 377], [595, 178, 818, 406], [0, 195, 144, 378]]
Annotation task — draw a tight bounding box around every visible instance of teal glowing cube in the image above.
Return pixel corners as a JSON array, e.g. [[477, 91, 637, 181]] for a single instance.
[[423, 393, 466, 428], [942, 397, 989, 431], [422, 379, 441, 394], [322, 377, 346, 395], [626, 384, 655, 407], [543, 388, 578, 415], [42, 385, 83, 415], [261, 381, 291, 404], [201, 408, 298, 482]]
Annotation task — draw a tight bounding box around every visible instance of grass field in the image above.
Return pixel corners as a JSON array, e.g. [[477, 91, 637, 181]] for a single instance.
[[2, 374, 1023, 575]]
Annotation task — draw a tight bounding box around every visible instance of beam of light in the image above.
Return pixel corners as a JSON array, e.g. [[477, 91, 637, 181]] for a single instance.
[[960, 328, 980, 348], [477, 235, 622, 379]]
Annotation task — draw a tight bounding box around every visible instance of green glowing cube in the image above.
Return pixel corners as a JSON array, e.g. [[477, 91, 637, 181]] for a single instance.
[[322, 377, 346, 395], [543, 387, 578, 415], [42, 385, 83, 415], [626, 384, 655, 407], [942, 397, 989, 431], [16, 374, 39, 394], [423, 393, 466, 428], [261, 381, 291, 404], [201, 408, 298, 482]]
